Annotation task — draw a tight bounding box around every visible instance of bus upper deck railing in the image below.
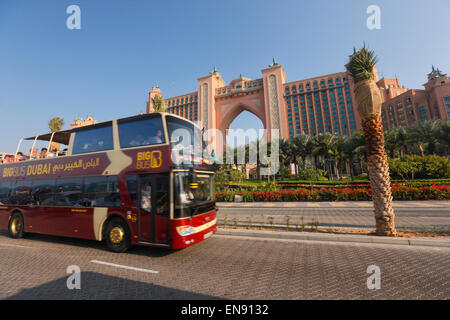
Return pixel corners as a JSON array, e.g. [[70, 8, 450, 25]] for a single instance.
[[0, 150, 68, 164]]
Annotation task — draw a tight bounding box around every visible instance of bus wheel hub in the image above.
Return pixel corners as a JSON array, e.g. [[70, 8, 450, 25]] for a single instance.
[[110, 227, 124, 244], [11, 218, 21, 234]]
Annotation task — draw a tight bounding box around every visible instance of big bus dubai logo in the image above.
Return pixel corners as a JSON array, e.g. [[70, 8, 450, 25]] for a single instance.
[[1, 157, 101, 178], [136, 150, 163, 169]]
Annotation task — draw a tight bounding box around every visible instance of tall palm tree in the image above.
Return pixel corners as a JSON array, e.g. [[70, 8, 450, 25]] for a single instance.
[[333, 135, 350, 180], [279, 138, 293, 180], [48, 117, 64, 152], [312, 133, 337, 179], [407, 120, 440, 156], [434, 120, 450, 156], [351, 130, 367, 175], [292, 134, 313, 178], [348, 45, 396, 236], [342, 135, 357, 179], [383, 128, 398, 158], [151, 95, 166, 112], [393, 126, 409, 156], [48, 117, 64, 132]]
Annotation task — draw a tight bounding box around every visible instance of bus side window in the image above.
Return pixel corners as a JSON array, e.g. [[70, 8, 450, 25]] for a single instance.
[[118, 117, 165, 148], [72, 125, 114, 155], [84, 176, 121, 208], [126, 175, 137, 207], [55, 177, 83, 207], [0, 181, 12, 205], [106, 176, 121, 207], [32, 179, 56, 206], [11, 180, 32, 205]]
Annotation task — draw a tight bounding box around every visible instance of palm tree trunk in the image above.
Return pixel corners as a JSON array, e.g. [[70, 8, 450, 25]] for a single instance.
[[362, 115, 396, 236], [354, 79, 396, 236]]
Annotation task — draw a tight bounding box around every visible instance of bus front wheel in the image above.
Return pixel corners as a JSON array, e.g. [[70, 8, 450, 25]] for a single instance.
[[104, 218, 131, 253], [8, 212, 25, 239]]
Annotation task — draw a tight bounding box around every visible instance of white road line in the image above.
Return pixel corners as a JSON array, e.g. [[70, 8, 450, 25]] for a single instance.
[[90, 260, 159, 274], [0, 243, 35, 249]]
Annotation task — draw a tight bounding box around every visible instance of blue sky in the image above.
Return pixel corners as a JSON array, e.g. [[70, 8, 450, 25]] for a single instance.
[[1, 0, 449, 152]]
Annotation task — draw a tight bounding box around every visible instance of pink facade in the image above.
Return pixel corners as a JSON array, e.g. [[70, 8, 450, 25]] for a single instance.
[[146, 63, 450, 152], [70, 115, 98, 129], [380, 67, 450, 129], [146, 61, 364, 154]]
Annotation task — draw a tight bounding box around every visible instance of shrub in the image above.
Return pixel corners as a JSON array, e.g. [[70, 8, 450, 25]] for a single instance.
[[388, 155, 450, 180]]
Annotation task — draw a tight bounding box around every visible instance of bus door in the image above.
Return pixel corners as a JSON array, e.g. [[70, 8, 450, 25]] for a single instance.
[[137, 174, 170, 245]]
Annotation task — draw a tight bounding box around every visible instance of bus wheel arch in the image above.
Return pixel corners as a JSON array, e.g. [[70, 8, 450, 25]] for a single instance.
[[8, 210, 25, 239], [102, 215, 131, 253]]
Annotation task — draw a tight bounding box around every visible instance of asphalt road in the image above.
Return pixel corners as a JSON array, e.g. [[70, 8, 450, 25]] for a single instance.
[[0, 229, 448, 300], [217, 202, 450, 232]]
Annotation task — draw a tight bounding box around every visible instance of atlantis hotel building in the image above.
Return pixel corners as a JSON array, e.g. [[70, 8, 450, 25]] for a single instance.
[[146, 60, 450, 148]]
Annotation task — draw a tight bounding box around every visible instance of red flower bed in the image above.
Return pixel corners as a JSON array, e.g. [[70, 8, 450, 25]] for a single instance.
[[215, 184, 449, 202]]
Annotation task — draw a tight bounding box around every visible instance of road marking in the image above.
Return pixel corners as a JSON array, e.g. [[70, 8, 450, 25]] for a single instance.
[[392, 203, 410, 207], [90, 260, 159, 274], [356, 203, 372, 207], [307, 203, 321, 207], [409, 202, 439, 207], [0, 243, 35, 249], [220, 203, 233, 207], [262, 203, 275, 207], [330, 203, 346, 207], [283, 203, 297, 207]]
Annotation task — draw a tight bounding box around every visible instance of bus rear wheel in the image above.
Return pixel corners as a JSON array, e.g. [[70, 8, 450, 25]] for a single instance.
[[8, 212, 24, 239], [104, 218, 130, 253]]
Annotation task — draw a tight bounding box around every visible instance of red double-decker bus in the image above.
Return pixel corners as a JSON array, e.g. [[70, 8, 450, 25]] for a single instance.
[[0, 113, 217, 252]]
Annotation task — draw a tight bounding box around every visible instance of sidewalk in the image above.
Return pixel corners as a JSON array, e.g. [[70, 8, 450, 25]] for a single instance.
[[216, 227, 450, 248]]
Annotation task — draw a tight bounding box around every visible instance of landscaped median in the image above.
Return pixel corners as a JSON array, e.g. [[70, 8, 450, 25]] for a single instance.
[[216, 182, 450, 202]]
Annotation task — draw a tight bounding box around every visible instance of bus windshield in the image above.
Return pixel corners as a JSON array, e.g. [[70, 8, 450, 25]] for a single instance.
[[174, 171, 215, 218], [166, 116, 204, 163]]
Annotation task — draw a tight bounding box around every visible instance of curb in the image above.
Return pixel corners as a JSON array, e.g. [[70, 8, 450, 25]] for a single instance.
[[216, 228, 450, 248]]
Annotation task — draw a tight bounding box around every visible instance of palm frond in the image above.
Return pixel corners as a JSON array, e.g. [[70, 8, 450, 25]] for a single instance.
[[348, 44, 378, 83]]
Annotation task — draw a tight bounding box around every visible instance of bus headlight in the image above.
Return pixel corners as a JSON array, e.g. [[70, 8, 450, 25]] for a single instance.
[[176, 225, 195, 237]]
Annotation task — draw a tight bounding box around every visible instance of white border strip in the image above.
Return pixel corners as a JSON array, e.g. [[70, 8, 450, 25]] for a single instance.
[[90, 260, 159, 274]]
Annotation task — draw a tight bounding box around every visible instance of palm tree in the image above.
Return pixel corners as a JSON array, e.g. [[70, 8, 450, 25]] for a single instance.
[[291, 134, 313, 178], [348, 45, 396, 236], [279, 138, 293, 180], [48, 117, 64, 152], [334, 135, 350, 180], [351, 130, 367, 175], [407, 120, 440, 156], [151, 95, 166, 112], [434, 120, 450, 156], [48, 117, 64, 132], [312, 133, 337, 179]]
